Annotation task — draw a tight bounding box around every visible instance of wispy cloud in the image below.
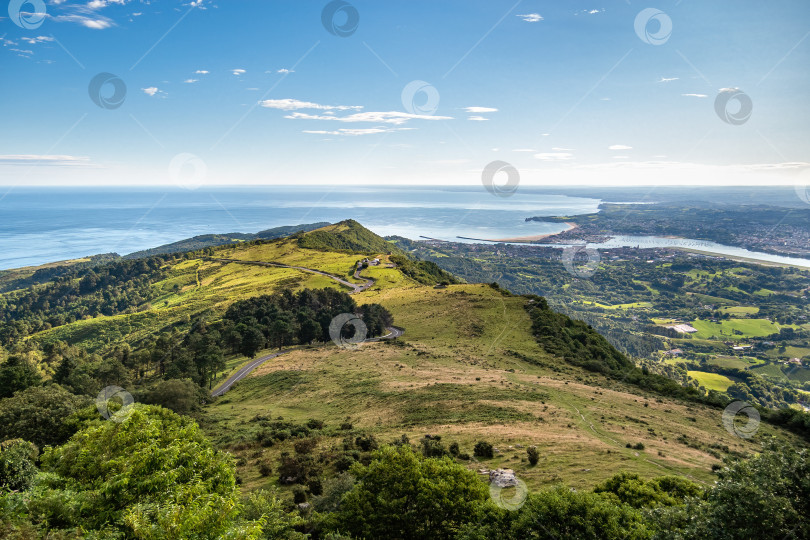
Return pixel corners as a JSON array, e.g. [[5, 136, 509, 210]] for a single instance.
[[535, 152, 573, 161], [682, 93, 708, 98], [284, 111, 452, 126], [20, 36, 54, 44], [184, 79, 198, 83], [276, 68, 294, 74], [142, 86, 162, 97], [0, 155, 94, 167], [463, 106, 498, 113], [517, 13, 543, 22], [658, 77, 679, 83], [609, 144, 632, 150], [195, 70, 209, 74], [468, 116, 489, 121], [232, 68, 246, 75], [303, 127, 413, 136], [259, 99, 362, 111]]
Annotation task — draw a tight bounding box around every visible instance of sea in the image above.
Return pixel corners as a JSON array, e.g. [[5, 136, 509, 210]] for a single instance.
[[1, 185, 809, 270]]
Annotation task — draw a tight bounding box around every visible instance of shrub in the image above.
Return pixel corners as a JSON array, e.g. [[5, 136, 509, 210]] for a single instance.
[[258, 459, 273, 477], [527, 446, 540, 466], [294, 438, 318, 455], [307, 419, 324, 430], [474, 441, 494, 459], [293, 486, 307, 504], [449, 442, 460, 457]]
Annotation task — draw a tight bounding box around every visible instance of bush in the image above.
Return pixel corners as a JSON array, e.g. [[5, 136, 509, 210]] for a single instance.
[[337, 446, 488, 539], [420, 436, 447, 458], [340, 422, 353, 430], [258, 459, 273, 477], [306, 419, 324, 430], [293, 486, 307, 504], [474, 441, 494, 459], [294, 438, 318, 455], [527, 446, 540, 466], [0, 439, 39, 491], [449, 442, 460, 457]]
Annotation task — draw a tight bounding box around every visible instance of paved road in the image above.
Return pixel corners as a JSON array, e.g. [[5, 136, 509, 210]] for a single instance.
[[207, 257, 401, 397]]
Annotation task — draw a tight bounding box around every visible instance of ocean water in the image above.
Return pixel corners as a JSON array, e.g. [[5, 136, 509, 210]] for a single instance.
[[0, 186, 600, 269]]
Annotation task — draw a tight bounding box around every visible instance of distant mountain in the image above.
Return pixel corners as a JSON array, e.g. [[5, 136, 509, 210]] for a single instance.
[[123, 222, 331, 259]]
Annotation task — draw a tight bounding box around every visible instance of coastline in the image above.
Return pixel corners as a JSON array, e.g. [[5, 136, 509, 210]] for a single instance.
[[463, 222, 579, 244]]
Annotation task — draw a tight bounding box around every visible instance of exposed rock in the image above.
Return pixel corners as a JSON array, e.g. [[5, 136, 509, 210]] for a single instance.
[[489, 468, 517, 488]]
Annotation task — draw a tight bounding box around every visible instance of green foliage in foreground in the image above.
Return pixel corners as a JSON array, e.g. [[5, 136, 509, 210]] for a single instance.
[[336, 445, 489, 539]]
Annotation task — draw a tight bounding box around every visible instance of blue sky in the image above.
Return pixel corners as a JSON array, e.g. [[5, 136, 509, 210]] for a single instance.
[[1, 0, 809, 187]]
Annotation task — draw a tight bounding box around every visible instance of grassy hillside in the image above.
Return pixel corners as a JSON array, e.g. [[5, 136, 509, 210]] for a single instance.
[[4, 221, 804, 497], [204, 281, 797, 495]]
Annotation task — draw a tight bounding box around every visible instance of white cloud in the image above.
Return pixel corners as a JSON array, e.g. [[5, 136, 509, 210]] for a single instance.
[[303, 127, 413, 136], [577, 8, 605, 15], [468, 116, 489, 121], [658, 77, 679, 83], [276, 68, 294, 74], [20, 36, 54, 44], [0, 154, 93, 167], [609, 144, 633, 150], [552, 147, 574, 151], [259, 98, 363, 111], [53, 14, 114, 29], [535, 152, 573, 161], [195, 70, 209, 74], [682, 93, 708, 98], [517, 13, 543, 22], [463, 106, 498, 113], [142, 87, 159, 96], [184, 79, 198, 83], [11, 48, 33, 55], [512, 148, 537, 152], [232, 69, 246, 75], [285, 111, 452, 125]]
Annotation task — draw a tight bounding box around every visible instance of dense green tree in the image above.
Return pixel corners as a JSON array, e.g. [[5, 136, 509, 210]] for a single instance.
[[337, 445, 489, 539], [31, 405, 260, 538], [593, 472, 702, 509], [0, 439, 38, 492], [135, 378, 207, 415], [0, 385, 89, 448], [0, 356, 42, 398]]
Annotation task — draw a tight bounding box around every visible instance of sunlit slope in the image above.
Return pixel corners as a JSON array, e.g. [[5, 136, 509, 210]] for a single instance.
[[205, 281, 794, 492], [28, 222, 404, 352]]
